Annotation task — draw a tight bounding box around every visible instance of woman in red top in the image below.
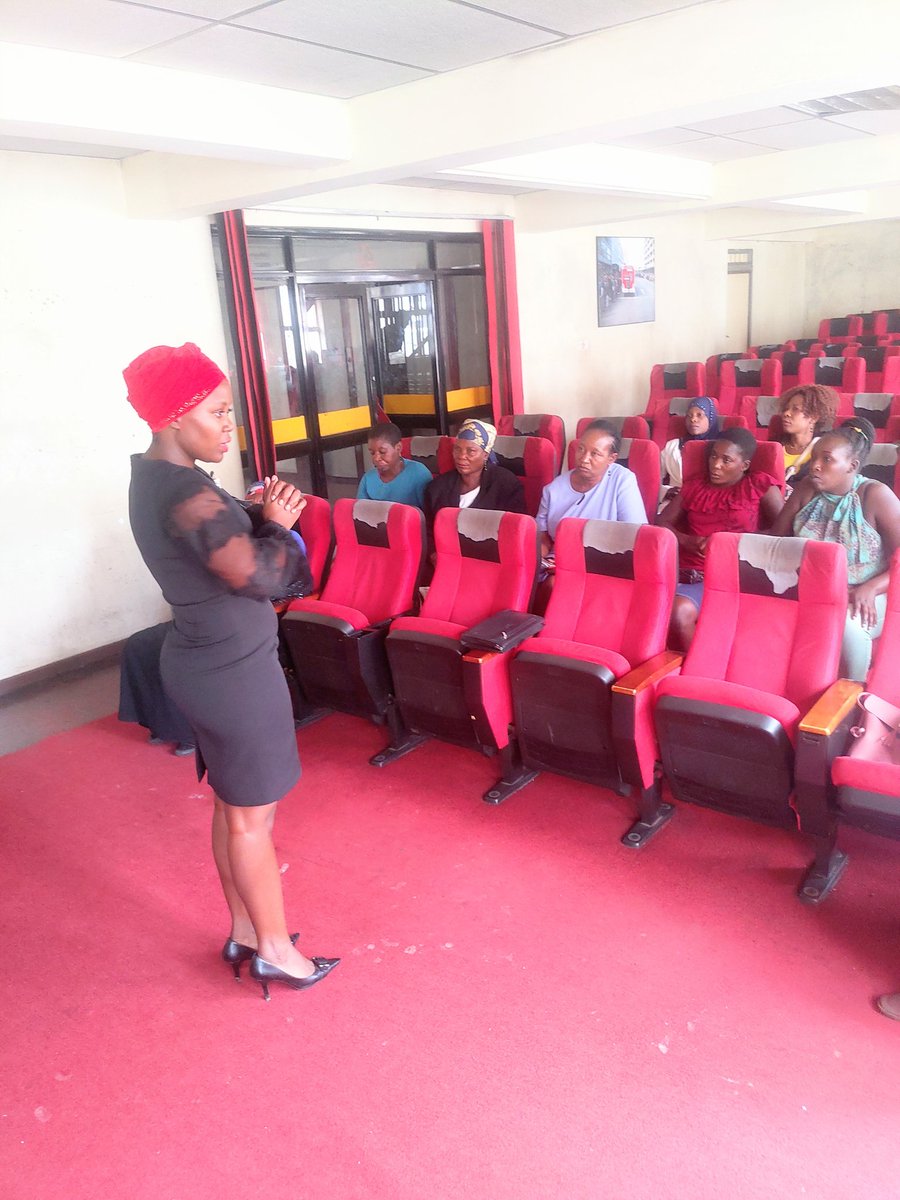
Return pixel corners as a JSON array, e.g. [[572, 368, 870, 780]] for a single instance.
[[656, 427, 784, 650]]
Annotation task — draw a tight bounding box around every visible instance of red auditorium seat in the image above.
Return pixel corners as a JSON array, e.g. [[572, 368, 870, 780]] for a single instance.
[[718, 357, 782, 414], [811, 342, 860, 357], [646, 362, 705, 415], [749, 343, 784, 359], [485, 518, 677, 829], [400, 435, 455, 477], [575, 415, 651, 441], [371, 507, 539, 777], [497, 413, 566, 473], [705, 351, 755, 396], [650, 533, 848, 875], [281, 498, 424, 724], [851, 311, 889, 338], [816, 316, 863, 344], [796, 552, 900, 901], [492, 434, 556, 518], [850, 395, 900, 442], [772, 349, 811, 393], [797, 355, 865, 405], [844, 345, 900, 395], [565, 435, 661, 521], [783, 338, 820, 354], [860, 442, 900, 492], [297, 493, 333, 593], [744, 394, 784, 438]]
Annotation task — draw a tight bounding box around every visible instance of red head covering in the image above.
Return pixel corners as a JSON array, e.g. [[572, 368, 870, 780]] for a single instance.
[[123, 343, 226, 433]]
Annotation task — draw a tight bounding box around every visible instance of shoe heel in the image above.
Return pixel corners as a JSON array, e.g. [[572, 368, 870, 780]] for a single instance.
[[230, 962, 242, 981], [259, 980, 270, 1002]]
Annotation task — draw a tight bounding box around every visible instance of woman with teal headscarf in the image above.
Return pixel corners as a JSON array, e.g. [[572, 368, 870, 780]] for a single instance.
[[771, 417, 900, 680]]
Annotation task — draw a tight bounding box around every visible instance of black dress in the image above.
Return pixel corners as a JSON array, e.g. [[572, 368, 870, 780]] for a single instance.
[[128, 456, 310, 807]]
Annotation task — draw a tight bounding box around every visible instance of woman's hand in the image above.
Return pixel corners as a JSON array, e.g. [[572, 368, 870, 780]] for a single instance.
[[849, 580, 881, 630], [261, 476, 306, 529]]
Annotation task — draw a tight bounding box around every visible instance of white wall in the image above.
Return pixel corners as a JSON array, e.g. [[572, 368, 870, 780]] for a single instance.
[[0, 150, 235, 679], [515, 210, 728, 437], [803, 219, 900, 334], [740, 239, 807, 347]]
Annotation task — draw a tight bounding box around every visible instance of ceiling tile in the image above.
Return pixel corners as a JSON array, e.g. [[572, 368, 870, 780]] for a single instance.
[[609, 127, 709, 149], [733, 120, 870, 150], [664, 137, 772, 162], [824, 110, 900, 135], [0, 0, 206, 56], [120, 0, 265, 16], [132, 23, 431, 96], [686, 107, 814, 136], [464, 0, 713, 36], [230, 0, 559, 72]]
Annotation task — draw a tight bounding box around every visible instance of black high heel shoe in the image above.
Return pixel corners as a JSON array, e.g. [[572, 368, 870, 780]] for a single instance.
[[249, 954, 340, 1001], [221, 932, 299, 980]]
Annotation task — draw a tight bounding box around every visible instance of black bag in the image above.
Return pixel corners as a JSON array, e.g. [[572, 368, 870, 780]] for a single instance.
[[459, 610, 544, 653]]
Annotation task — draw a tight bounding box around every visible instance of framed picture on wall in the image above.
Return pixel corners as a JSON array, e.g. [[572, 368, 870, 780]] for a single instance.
[[597, 236, 655, 327]]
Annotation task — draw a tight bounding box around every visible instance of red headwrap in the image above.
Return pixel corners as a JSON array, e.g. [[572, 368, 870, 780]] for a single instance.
[[123, 343, 226, 433]]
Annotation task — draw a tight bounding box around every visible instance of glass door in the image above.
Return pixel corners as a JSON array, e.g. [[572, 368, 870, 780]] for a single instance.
[[370, 282, 442, 434], [297, 285, 377, 502]]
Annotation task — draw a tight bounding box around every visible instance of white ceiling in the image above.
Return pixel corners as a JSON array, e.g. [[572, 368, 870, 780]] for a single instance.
[[2, 0, 900, 234]]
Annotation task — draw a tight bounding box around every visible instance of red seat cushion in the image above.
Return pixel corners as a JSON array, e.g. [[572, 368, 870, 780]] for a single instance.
[[832, 755, 900, 796], [656, 674, 801, 744], [516, 636, 631, 679], [286, 598, 369, 631]]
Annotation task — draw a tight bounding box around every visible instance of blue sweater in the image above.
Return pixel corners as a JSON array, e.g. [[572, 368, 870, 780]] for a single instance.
[[356, 458, 433, 509]]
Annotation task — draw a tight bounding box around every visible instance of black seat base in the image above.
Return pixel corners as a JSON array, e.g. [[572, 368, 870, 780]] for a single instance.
[[370, 731, 431, 768], [621, 783, 675, 849], [798, 845, 849, 904]]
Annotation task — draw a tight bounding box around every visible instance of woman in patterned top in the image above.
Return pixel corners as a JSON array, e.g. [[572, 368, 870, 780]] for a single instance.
[[770, 417, 900, 680]]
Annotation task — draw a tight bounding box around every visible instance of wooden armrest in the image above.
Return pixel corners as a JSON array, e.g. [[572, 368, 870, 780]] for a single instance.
[[611, 650, 682, 698], [799, 679, 863, 737], [462, 648, 500, 665]]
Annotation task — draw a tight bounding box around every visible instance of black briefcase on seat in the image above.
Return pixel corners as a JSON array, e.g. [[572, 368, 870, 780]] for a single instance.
[[459, 610, 544, 654]]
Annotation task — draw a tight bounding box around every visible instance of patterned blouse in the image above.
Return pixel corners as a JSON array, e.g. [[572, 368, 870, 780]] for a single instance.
[[792, 475, 887, 586]]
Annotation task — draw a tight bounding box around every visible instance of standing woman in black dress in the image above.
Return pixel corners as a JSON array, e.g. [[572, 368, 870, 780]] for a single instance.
[[124, 343, 338, 999]]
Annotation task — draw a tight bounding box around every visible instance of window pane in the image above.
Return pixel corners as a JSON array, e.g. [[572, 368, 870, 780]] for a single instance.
[[248, 236, 289, 273], [435, 240, 483, 269], [292, 237, 428, 272], [438, 274, 489, 390], [255, 283, 301, 421]]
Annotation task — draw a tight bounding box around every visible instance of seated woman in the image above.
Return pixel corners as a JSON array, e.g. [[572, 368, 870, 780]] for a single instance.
[[770, 417, 900, 681], [659, 396, 720, 507], [423, 419, 526, 526], [657, 427, 784, 651], [356, 422, 432, 508], [537, 419, 646, 572], [774, 384, 838, 493]]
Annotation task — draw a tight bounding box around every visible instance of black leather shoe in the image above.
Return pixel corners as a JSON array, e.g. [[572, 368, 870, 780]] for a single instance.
[[222, 932, 299, 980], [174, 741, 196, 756], [249, 954, 340, 1001]]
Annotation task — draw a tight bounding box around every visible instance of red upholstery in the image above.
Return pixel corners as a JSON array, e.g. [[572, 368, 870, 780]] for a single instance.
[[497, 413, 565, 472], [492, 434, 556, 518], [575, 415, 650, 441], [653, 533, 847, 831], [646, 363, 705, 432], [681, 438, 785, 496], [718, 358, 782, 413], [705, 351, 755, 396], [743, 394, 783, 435], [507, 519, 677, 805], [817, 316, 863, 344], [400, 435, 454, 477], [797, 355, 865, 401], [565, 436, 661, 522], [851, 393, 900, 441], [844, 346, 900, 395], [852, 311, 889, 338], [297, 493, 332, 592], [773, 348, 821, 393], [783, 339, 820, 354], [384, 508, 538, 756], [749, 344, 785, 359], [281, 498, 424, 720]]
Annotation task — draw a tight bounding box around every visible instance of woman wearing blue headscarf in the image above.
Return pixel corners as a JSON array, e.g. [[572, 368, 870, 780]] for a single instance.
[[659, 397, 720, 509], [423, 419, 526, 528]]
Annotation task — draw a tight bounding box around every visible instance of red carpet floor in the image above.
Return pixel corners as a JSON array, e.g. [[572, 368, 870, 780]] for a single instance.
[[3, 712, 900, 1200]]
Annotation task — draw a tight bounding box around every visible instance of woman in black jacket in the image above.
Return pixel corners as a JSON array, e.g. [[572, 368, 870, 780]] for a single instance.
[[423, 419, 527, 529]]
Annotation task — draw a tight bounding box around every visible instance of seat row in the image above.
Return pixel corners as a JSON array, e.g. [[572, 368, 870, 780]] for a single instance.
[[277, 495, 899, 903]]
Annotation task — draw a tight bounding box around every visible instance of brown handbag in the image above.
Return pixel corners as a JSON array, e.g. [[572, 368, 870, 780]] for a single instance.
[[848, 692, 900, 766]]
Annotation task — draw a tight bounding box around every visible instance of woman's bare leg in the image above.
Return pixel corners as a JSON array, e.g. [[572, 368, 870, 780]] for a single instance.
[[212, 795, 258, 946], [668, 595, 699, 653], [218, 796, 315, 977]]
